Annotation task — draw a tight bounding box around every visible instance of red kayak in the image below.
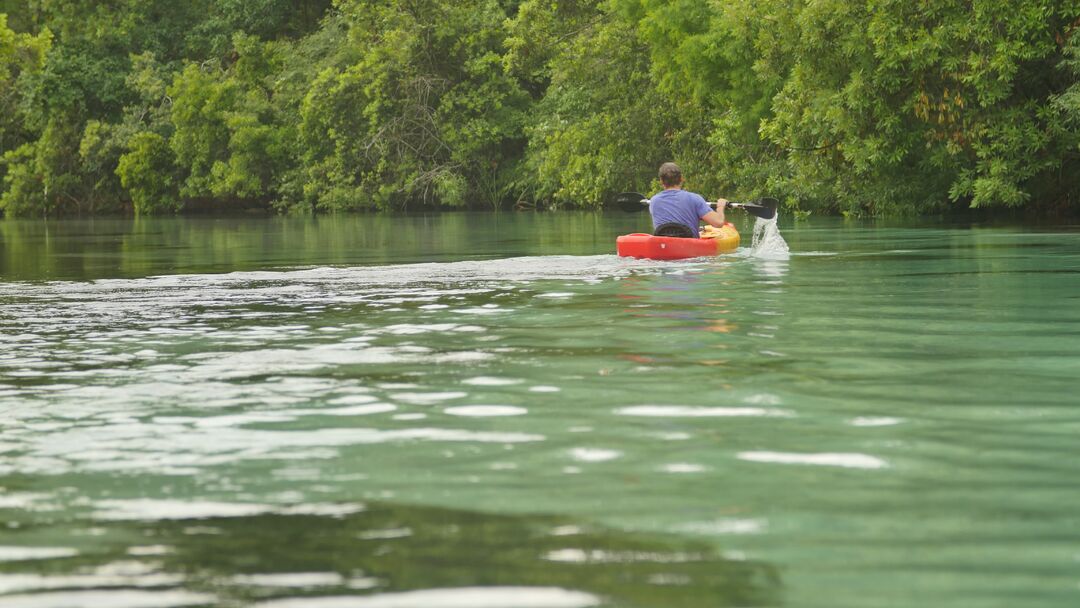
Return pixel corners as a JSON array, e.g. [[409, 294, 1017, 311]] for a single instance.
[[616, 225, 740, 260]]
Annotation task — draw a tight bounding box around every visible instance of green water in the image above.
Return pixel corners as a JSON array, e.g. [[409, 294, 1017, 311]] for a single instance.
[[2, 213, 1080, 608]]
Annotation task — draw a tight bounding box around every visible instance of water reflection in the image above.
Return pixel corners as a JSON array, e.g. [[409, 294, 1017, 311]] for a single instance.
[[751, 259, 789, 281], [0, 502, 781, 607], [0, 213, 644, 281]]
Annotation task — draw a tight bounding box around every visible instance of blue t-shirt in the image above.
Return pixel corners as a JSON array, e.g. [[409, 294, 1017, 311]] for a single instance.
[[649, 189, 712, 236]]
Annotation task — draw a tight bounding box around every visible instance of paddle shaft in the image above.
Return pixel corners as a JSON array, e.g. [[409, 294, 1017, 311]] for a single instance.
[[615, 191, 777, 220]]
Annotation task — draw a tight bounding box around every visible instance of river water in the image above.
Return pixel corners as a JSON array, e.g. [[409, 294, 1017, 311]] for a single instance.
[[1, 212, 1079, 608]]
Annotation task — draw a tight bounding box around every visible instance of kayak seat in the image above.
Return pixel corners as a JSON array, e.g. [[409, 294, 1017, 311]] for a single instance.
[[653, 222, 696, 238]]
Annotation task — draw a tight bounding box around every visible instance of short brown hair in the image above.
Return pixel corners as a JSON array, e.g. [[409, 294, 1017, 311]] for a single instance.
[[659, 162, 682, 187]]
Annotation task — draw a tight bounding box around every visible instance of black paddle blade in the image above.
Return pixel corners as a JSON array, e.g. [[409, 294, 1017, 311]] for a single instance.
[[615, 192, 649, 212], [740, 197, 779, 220]]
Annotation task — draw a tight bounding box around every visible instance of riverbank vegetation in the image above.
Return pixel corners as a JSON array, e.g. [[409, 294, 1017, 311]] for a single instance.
[[2, 1, 1080, 216]]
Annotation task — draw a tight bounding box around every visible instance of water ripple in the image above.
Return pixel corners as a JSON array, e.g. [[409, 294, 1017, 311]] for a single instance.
[[615, 405, 792, 418], [253, 587, 602, 608], [444, 405, 527, 417], [737, 451, 888, 469], [0, 590, 215, 608], [0, 547, 78, 562]]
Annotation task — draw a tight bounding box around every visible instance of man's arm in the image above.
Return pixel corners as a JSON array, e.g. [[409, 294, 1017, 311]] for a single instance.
[[701, 198, 728, 228]]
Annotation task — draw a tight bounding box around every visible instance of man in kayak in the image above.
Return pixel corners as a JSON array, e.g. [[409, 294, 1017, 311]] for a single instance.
[[649, 162, 729, 238]]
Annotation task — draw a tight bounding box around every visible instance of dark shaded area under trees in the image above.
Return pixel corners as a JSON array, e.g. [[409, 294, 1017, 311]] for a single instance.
[[2, 0, 1080, 217]]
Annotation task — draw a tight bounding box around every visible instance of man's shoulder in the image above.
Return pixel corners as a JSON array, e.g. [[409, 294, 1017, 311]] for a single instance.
[[671, 190, 708, 207], [653, 189, 703, 201]]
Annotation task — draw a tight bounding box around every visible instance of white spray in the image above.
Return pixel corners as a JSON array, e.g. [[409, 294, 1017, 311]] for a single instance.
[[749, 214, 790, 260]]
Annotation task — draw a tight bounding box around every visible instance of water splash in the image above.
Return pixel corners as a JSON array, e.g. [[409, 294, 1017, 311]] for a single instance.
[[750, 216, 790, 259]]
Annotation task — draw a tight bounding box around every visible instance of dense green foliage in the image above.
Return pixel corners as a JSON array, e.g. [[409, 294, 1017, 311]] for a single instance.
[[2, 0, 1080, 216]]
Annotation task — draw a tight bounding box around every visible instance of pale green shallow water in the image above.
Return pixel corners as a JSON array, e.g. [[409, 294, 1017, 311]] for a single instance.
[[2, 213, 1080, 608]]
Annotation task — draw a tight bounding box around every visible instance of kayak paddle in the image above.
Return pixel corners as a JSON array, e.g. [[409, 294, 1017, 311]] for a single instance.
[[615, 191, 778, 220], [729, 198, 779, 220]]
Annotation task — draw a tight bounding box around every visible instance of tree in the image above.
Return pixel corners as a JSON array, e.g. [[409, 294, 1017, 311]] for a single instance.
[[298, 0, 529, 211], [5, 0, 1080, 216], [0, 14, 50, 206], [117, 131, 180, 213], [515, 11, 682, 206]]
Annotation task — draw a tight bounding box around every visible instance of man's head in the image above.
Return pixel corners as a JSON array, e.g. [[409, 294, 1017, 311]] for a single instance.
[[658, 162, 683, 188]]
